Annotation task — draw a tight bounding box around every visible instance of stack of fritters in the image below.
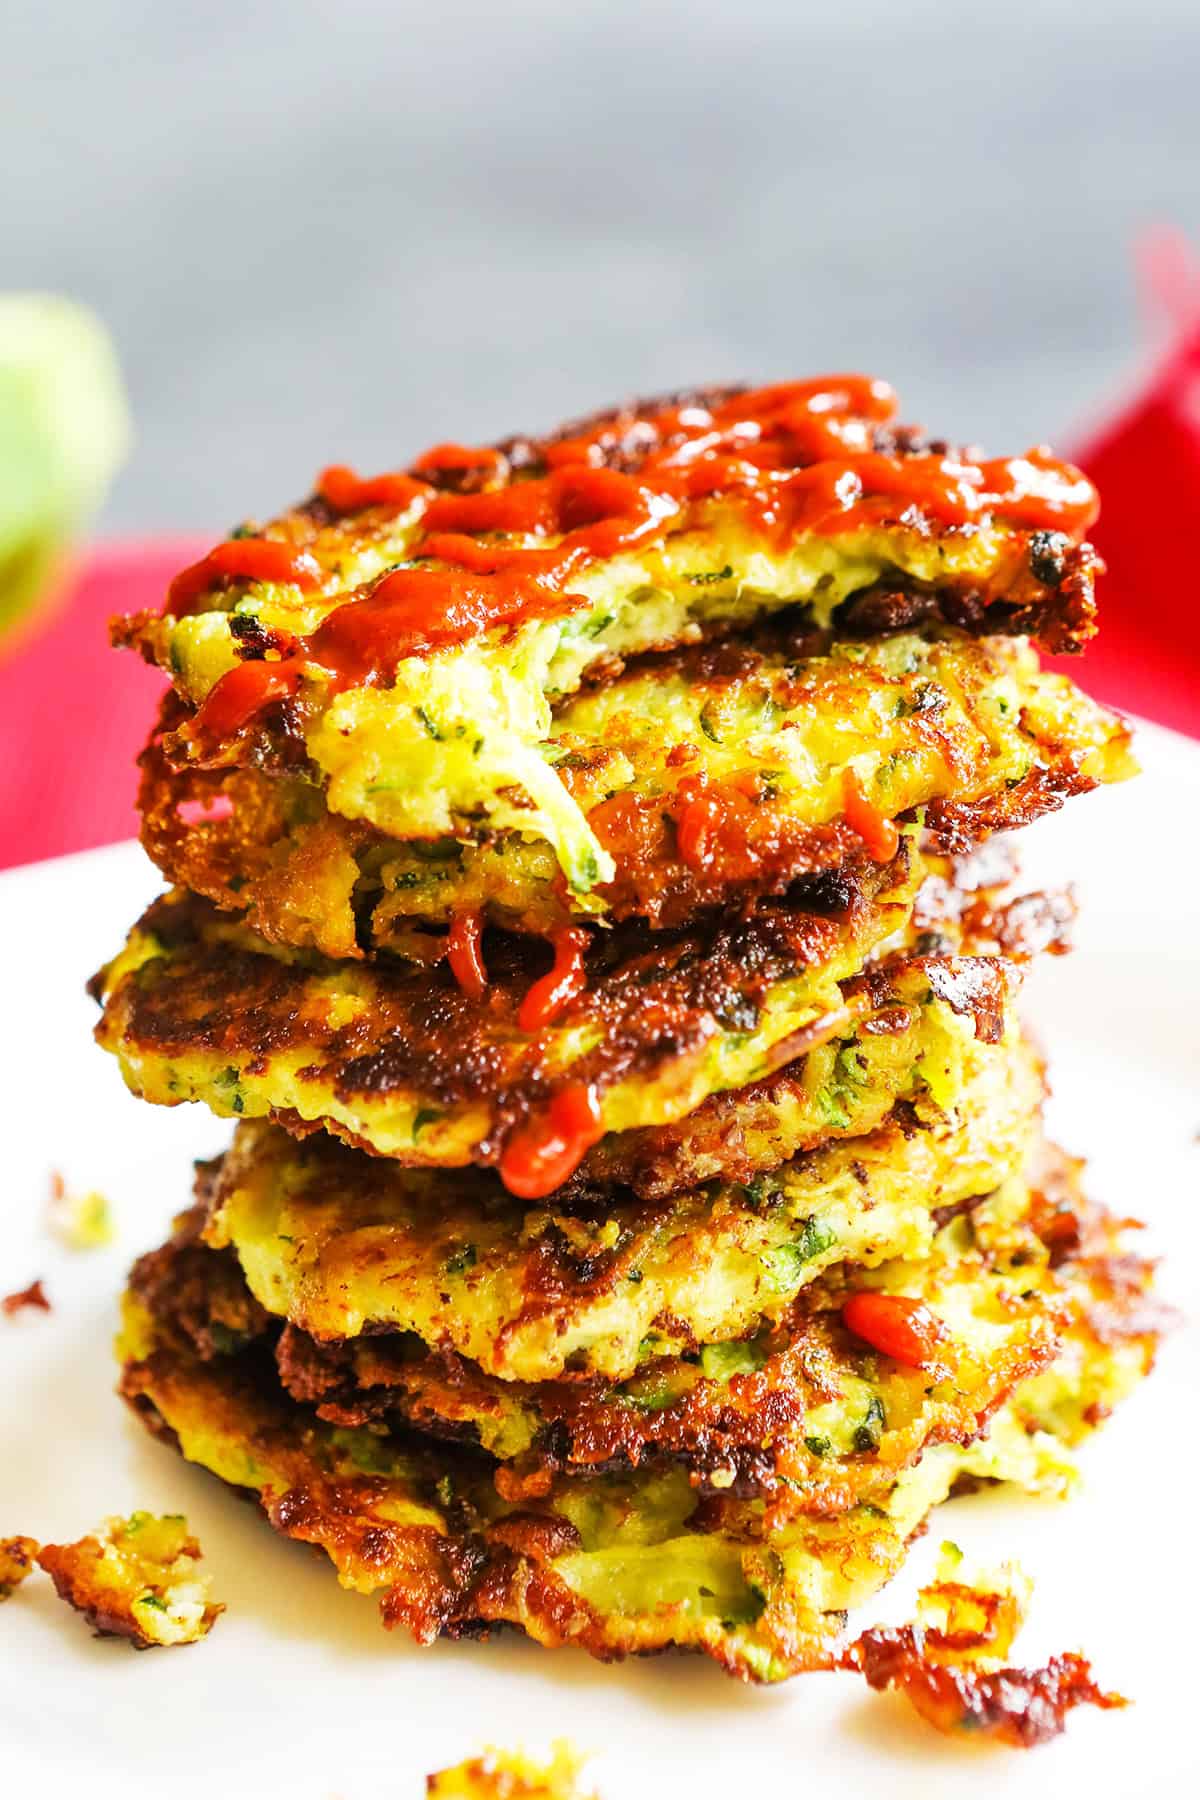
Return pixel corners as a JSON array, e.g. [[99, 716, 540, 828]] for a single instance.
[[94, 377, 1161, 1682]]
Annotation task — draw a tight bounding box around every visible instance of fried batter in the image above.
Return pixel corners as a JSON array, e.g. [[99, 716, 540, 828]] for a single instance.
[[136, 629, 1131, 953], [428, 1746, 595, 1800], [37, 1513, 222, 1648], [192, 1026, 1043, 1380], [116, 1168, 1159, 1683], [115, 379, 1102, 896], [92, 844, 924, 1188], [137, 1145, 1160, 1520], [845, 1547, 1124, 1746]]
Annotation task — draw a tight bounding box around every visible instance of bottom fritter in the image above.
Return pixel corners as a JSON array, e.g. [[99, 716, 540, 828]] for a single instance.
[[117, 1154, 1161, 1684]]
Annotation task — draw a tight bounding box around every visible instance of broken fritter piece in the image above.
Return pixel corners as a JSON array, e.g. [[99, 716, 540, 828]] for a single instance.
[[36, 1512, 222, 1648], [47, 1170, 116, 1249], [845, 1544, 1125, 1746], [910, 1541, 1033, 1663], [3, 1280, 50, 1317], [428, 1744, 595, 1800], [0, 1536, 40, 1598]]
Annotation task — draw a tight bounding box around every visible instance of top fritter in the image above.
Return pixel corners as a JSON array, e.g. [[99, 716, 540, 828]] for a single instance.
[[116, 378, 1102, 910]]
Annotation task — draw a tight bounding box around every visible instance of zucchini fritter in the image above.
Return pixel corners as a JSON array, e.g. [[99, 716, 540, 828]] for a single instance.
[[158, 1149, 1151, 1517], [428, 1746, 594, 1800], [92, 843, 925, 1191], [0, 1536, 39, 1598], [184, 1020, 1042, 1380], [844, 1545, 1124, 1746], [116, 380, 1101, 897], [136, 628, 1131, 955], [36, 1513, 221, 1648], [116, 1160, 1159, 1684]]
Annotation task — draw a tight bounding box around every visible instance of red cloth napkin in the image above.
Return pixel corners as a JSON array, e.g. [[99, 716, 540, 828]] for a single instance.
[[3, 283, 1200, 871], [1043, 232, 1200, 737], [0, 540, 204, 869]]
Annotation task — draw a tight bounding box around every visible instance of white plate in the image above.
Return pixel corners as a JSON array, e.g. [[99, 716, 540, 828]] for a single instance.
[[2, 720, 1198, 1799]]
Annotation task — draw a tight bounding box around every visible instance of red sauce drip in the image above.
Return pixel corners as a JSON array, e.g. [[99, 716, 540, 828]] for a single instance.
[[674, 788, 725, 872], [518, 928, 590, 1032], [318, 465, 428, 515], [841, 772, 901, 863], [196, 660, 303, 737], [670, 771, 769, 876], [498, 1085, 603, 1199], [410, 442, 508, 479], [424, 464, 679, 569], [177, 374, 1100, 745], [193, 565, 585, 738], [841, 1292, 952, 1373], [168, 540, 321, 616], [446, 909, 487, 1001]]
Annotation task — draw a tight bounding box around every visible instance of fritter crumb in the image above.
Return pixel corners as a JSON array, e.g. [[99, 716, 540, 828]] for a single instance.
[[0, 1536, 40, 1598], [428, 1745, 595, 1800], [913, 1540, 1033, 1663], [37, 1512, 222, 1648], [47, 1171, 115, 1249], [3, 1279, 50, 1317], [844, 1545, 1124, 1746]]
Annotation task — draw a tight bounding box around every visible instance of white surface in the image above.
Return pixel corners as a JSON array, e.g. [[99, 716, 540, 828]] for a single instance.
[[1, 721, 1198, 1798]]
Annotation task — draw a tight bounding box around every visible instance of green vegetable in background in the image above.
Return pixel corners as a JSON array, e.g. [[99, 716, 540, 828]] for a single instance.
[[0, 293, 130, 642]]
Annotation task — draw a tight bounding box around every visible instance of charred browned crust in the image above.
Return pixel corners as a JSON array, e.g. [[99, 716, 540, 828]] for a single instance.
[[128, 1191, 271, 1359], [268, 1294, 1053, 1514], [130, 608, 1121, 961], [130, 1149, 1163, 1509], [827, 541, 1100, 658], [909, 860, 1076, 962], [923, 764, 1101, 854], [844, 1625, 1124, 1746], [94, 850, 907, 1155], [0, 1536, 40, 1598], [561, 948, 1019, 1201], [2, 1279, 50, 1317], [116, 1338, 844, 1678]]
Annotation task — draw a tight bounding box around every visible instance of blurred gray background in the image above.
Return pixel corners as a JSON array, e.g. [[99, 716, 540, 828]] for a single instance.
[[8, 0, 1200, 533]]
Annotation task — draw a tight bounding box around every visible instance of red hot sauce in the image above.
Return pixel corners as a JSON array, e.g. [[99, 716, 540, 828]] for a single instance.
[[176, 375, 1099, 748]]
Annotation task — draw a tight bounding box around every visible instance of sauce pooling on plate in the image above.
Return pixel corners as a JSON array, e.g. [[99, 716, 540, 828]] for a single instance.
[[171, 376, 1099, 744]]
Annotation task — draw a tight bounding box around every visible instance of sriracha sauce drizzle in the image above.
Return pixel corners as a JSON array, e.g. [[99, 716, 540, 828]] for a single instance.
[[318, 464, 426, 514], [518, 928, 590, 1032], [178, 375, 1099, 747], [446, 909, 487, 1001], [841, 1291, 953, 1374], [841, 772, 902, 863], [498, 1085, 603, 1199], [168, 539, 322, 615]]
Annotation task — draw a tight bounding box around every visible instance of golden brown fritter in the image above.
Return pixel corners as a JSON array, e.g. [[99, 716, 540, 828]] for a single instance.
[[113, 379, 1103, 902], [427, 1746, 595, 1800], [135, 1144, 1162, 1520], [0, 1536, 39, 1598], [92, 843, 925, 1190], [116, 1154, 1160, 1683], [189, 1023, 1043, 1381], [36, 1514, 222, 1648], [134, 628, 1131, 954]]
